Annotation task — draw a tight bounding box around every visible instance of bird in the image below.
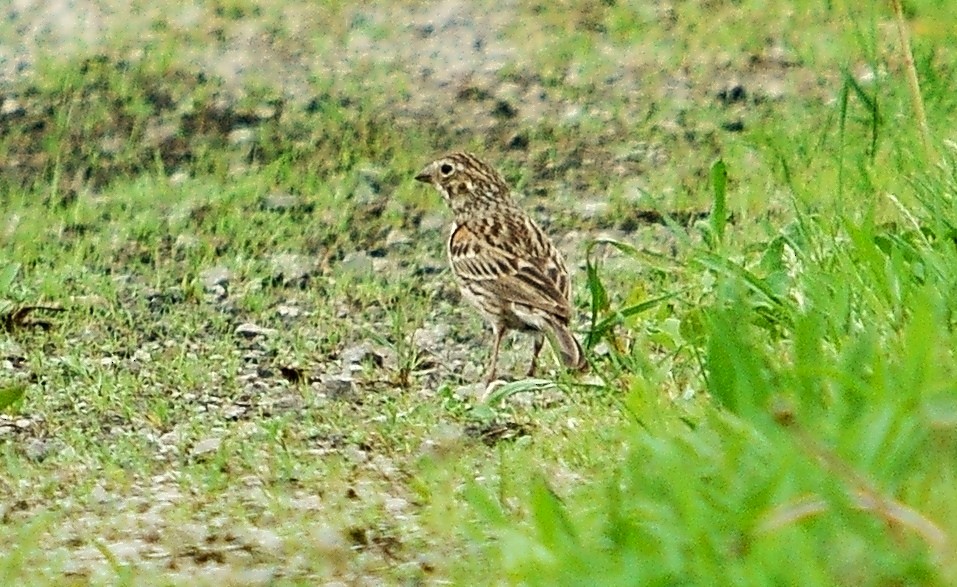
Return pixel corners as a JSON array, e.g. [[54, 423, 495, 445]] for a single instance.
[[414, 151, 586, 385]]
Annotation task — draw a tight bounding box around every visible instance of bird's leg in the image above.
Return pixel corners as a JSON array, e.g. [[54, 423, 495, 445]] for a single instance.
[[484, 325, 505, 385], [527, 333, 544, 377]]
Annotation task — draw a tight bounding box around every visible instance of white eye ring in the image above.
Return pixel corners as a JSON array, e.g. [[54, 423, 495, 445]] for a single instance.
[[440, 163, 455, 176]]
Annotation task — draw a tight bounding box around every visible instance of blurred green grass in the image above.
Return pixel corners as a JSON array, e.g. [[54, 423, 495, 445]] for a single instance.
[[0, 0, 956, 584]]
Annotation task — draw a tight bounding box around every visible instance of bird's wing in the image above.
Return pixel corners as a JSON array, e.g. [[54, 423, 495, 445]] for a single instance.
[[449, 218, 571, 322]]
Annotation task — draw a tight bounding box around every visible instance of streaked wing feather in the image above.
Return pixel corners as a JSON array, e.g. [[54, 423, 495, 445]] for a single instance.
[[450, 221, 570, 321]]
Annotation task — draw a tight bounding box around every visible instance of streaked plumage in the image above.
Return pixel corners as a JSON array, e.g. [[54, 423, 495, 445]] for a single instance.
[[414, 151, 586, 384]]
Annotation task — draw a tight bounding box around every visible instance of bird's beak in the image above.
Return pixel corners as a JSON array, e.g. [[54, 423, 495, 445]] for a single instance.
[[414, 164, 433, 184]]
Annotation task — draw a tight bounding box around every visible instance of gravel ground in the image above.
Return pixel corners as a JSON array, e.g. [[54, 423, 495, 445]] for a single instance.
[[0, 0, 813, 121], [1, 1, 521, 102]]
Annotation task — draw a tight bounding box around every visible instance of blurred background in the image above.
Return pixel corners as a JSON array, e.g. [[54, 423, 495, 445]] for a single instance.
[[1, 1, 956, 584]]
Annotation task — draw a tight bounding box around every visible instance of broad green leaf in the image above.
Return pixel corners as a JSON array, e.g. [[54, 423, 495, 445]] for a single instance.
[[0, 384, 25, 412], [483, 378, 556, 406], [710, 158, 728, 245], [0, 263, 20, 295]]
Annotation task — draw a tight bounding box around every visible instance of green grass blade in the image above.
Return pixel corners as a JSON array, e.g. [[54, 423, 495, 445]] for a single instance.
[[0, 384, 25, 412], [710, 158, 728, 246]]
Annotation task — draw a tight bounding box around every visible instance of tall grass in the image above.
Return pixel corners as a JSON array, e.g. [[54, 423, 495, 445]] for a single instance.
[[466, 4, 957, 583], [469, 147, 957, 585]]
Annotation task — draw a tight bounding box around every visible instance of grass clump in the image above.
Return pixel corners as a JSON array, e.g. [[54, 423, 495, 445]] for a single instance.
[[459, 2, 957, 576], [468, 147, 957, 583], [1, 0, 957, 584]]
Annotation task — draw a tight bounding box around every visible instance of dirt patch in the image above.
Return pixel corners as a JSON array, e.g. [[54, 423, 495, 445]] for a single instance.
[[0, 1, 830, 202]]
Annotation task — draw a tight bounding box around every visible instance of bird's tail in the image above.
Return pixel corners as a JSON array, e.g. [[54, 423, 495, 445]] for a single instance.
[[548, 321, 587, 372]]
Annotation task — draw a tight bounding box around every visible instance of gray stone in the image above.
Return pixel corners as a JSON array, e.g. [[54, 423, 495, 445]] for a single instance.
[[235, 322, 277, 338], [190, 436, 222, 458], [199, 266, 232, 290], [320, 375, 357, 400]]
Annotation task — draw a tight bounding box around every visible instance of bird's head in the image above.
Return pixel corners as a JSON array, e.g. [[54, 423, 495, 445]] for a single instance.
[[414, 152, 513, 219]]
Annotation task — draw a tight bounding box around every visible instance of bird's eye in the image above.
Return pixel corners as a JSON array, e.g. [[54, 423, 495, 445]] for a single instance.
[[440, 163, 454, 176]]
